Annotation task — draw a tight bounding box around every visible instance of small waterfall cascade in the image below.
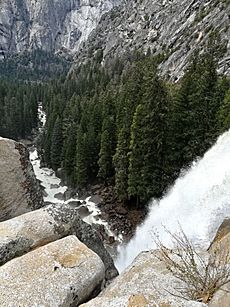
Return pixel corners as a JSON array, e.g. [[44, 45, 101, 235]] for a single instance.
[[116, 130, 230, 272]]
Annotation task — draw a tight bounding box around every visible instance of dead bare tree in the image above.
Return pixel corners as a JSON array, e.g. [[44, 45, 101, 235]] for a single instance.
[[153, 227, 230, 303]]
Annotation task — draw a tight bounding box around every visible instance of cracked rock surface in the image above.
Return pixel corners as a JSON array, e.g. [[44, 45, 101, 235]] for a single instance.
[[0, 235, 105, 306], [0, 137, 43, 222], [0, 203, 118, 281], [0, 0, 121, 58]]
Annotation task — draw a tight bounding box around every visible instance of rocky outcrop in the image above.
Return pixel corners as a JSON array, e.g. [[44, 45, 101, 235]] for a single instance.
[[0, 137, 43, 222], [1, 0, 229, 79], [0, 235, 105, 306], [0, 203, 118, 281], [208, 219, 230, 307], [81, 250, 206, 307], [74, 0, 230, 80], [0, 0, 121, 58], [209, 218, 230, 250]]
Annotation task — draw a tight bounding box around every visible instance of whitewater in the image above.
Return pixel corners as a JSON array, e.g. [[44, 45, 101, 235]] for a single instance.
[[116, 130, 230, 272], [30, 104, 118, 241]]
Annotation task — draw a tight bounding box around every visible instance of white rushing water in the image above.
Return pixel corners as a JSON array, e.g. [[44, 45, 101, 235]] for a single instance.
[[116, 130, 230, 272], [30, 104, 117, 240]]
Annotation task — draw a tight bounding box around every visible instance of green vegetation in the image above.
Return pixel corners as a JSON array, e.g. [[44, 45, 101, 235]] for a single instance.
[[0, 49, 71, 81], [0, 81, 40, 139], [39, 35, 230, 207], [0, 50, 71, 140], [0, 34, 229, 208]]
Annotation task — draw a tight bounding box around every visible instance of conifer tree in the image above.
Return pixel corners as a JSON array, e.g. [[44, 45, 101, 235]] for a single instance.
[[114, 62, 144, 201], [64, 124, 77, 183], [128, 61, 169, 204], [98, 91, 116, 183], [50, 116, 63, 170], [75, 126, 88, 187], [217, 89, 230, 132]]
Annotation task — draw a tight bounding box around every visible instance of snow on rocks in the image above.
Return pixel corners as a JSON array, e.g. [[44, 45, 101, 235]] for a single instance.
[[0, 236, 105, 306]]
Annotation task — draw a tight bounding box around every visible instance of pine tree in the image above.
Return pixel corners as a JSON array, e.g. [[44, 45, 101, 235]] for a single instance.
[[75, 126, 88, 187], [98, 91, 116, 183], [172, 47, 219, 171], [114, 61, 144, 202], [217, 89, 230, 132], [50, 116, 63, 170], [64, 124, 77, 183], [113, 124, 130, 201], [128, 60, 169, 204]]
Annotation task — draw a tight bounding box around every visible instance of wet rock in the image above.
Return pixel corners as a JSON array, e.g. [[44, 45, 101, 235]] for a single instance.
[[89, 195, 103, 205], [116, 206, 128, 215], [54, 192, 65, 201], [56, 167, 66, 179], [108, 236, 115, 245], [0, 236, 105, 306], [64, 188, 78, 200], [67, 200, 82, 207], [92, 224, 109, 242], [42, 190, 48, 197], [78, 206, 92, 218], [50, 183, 60, 189], [0, 137, 44, 222], [0, 204, 118, 281], [91, 184, 102, 193]]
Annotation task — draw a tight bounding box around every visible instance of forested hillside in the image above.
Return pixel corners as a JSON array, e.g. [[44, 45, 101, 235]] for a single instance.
[[0, 32, 229, 207], [0, 81, 40, 140], [0, 50, 70, 140], [40, 33, 230, 206]]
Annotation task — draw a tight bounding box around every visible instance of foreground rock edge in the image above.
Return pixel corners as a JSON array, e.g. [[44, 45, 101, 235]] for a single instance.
[[0, 235, 105, 306], [0, 203, 118, 281]]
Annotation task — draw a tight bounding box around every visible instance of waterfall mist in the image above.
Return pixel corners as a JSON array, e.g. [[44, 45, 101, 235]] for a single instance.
[[116, 130, 230, 272]]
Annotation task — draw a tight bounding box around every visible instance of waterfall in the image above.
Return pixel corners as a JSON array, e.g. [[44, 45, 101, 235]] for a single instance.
[[115, 130, 230, 272]]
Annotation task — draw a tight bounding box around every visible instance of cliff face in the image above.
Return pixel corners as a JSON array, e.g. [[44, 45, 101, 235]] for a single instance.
[[0, 137, 44, 221], [0, 0, 121, 58], [1, 0, 229, 78], [73, 0, 230, 80]]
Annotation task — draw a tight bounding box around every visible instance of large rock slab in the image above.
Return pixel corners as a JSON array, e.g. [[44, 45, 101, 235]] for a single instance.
[[0, 137, 44, 221], [0, 235, 105, 306], [208, 219, 230, 307], [0, 0, 121, 58], [0, 204, 118, 281], [209, 218, 230, 251], [81, 250, 206, 307]]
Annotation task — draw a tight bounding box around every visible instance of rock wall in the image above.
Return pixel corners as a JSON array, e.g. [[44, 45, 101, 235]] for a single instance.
[[0, 137, 43, 221], [73, 0, 230, 80], [0, 0, 121, 58]]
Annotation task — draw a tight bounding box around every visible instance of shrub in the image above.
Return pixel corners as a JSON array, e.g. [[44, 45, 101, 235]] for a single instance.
[[153, 227, 230, 303]]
